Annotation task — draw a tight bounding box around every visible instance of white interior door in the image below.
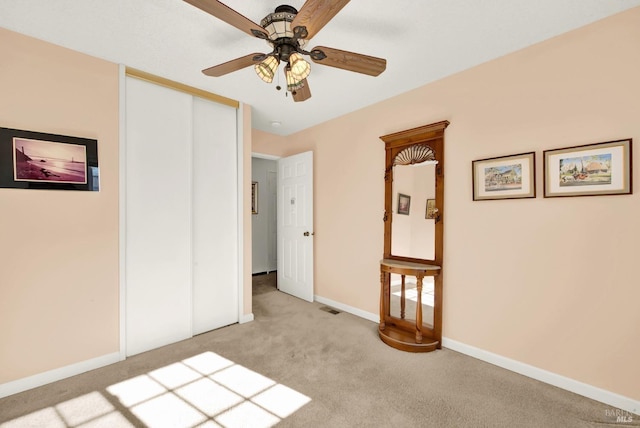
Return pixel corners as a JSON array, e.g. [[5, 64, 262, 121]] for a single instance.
[[277, 151, 314, 302]]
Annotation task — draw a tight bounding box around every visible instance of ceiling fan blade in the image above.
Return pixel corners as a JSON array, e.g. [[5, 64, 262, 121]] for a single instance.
[[292, 79, 312, 102], [291, 0, 350, 40], [184, 0, 268, 38], [310, 46, 386, 76], [202, 52, 263, 77]]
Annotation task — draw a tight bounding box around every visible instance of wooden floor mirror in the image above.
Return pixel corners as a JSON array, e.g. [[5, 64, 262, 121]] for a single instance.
[[378, 121, 449, 352]]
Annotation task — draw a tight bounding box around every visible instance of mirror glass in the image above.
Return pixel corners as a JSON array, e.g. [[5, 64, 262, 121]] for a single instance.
[[390, 161, 437, 260], [389, 161, 437, 328]]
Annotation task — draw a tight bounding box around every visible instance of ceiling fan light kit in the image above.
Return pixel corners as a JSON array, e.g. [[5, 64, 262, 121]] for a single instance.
[[288, 53, 311, 80], [254, 55, 280, 83], [285, 64, 306, 92], [260, 5, 304, 44], [184, 0, 387, 102]]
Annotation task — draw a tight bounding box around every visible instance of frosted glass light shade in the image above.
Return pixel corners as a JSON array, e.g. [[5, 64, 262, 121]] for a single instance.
[[254, 56, 280, 83], [288, 53, 311, 80], [285, 65, 305, 92]]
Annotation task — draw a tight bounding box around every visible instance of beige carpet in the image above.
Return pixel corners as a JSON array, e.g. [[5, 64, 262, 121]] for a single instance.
[[0, 272, 631, 427]]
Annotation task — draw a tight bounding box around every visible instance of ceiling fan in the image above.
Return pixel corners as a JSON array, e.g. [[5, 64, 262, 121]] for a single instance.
[[184, 0, 387, 102]]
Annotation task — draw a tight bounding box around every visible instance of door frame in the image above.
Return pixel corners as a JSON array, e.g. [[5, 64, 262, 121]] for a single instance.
[[250, 152, 281, 302], [250, 151, 315, 303], [119, 67, 246, 357], [251, 153, 281, 276]]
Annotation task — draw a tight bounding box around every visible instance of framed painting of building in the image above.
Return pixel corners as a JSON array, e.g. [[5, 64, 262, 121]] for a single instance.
[[472, 152, 536, 201], [543, 139, 632, 197]]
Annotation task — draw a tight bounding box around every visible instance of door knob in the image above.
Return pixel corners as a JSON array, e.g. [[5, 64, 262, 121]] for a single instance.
[[303, 231, 314, 236]]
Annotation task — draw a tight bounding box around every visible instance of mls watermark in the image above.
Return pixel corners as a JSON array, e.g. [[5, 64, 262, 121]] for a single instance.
[[605, 408, 635, 423]]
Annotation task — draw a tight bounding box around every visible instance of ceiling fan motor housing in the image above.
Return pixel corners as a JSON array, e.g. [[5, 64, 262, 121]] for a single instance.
[[260, 5, 298, 41], [260, 5, 309, 63], [274, 5, 298, 14]]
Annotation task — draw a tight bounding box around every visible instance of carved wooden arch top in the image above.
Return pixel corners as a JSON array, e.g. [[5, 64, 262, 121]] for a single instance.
[[393, 144, 436, 166]]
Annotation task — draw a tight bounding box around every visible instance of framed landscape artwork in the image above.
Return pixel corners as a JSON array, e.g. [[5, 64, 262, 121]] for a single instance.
[[397, 193, 411, 215], [0, 127, 99, 191], [472, 152, 536, 201], [544, 139, 632, 197], [251, 181, 258, 214]]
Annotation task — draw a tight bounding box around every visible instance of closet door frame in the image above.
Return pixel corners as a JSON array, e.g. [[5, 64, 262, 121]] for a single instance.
[[120, 67, 244, 357]]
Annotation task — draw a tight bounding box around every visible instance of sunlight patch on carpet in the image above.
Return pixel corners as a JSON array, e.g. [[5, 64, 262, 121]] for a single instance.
[[0, 391, 134, 428], [0, 351, 311, 428]]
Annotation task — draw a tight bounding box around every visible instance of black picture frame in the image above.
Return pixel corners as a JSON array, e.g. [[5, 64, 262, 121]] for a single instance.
[[397, 193, 411, 215], [251, 181, 258, 214], [0, 127, 99, 191]]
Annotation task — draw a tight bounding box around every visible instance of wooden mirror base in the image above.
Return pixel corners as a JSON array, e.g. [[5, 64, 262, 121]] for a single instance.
[[379, 326, 438, 353], [379, 259, 441, 353]]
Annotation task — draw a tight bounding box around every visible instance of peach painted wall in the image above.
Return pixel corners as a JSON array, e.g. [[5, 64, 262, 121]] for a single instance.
[[0, 29, 119, 383], [252, 129, 288, 157], [252, 8, 640, 401]]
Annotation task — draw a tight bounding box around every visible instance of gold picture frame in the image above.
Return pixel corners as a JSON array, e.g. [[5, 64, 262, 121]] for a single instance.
[[425, 199, 437, 219]]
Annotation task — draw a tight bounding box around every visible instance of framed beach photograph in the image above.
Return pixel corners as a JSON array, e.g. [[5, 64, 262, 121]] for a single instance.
[[472, 152, 536, 201], [544, 139, 632, 198], [13, 138, 87, 184], [397, 193, 411, 215], [0, 127, 99, 191], [251, 181, 258, 214]]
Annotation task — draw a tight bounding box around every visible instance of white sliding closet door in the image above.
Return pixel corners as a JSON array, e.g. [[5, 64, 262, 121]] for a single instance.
[[192, 97, 238, 335], [125, 77, 192, 356], [124, 76, 240, 356]]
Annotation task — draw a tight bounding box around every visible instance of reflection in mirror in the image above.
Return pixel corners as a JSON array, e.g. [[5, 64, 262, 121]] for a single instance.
[[389, 274, 434, 327], [391, 162, 437, 260]]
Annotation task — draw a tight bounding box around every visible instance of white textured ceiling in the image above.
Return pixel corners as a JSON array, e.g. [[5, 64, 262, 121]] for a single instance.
[[1, 0, 639, 135]]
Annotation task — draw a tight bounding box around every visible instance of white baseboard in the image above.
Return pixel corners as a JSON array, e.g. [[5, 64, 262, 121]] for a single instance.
[[442, 338, 639, 416], [239, 313, 254, 324], [314, 295, 379, 323], [0, 352, 122, 399]]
